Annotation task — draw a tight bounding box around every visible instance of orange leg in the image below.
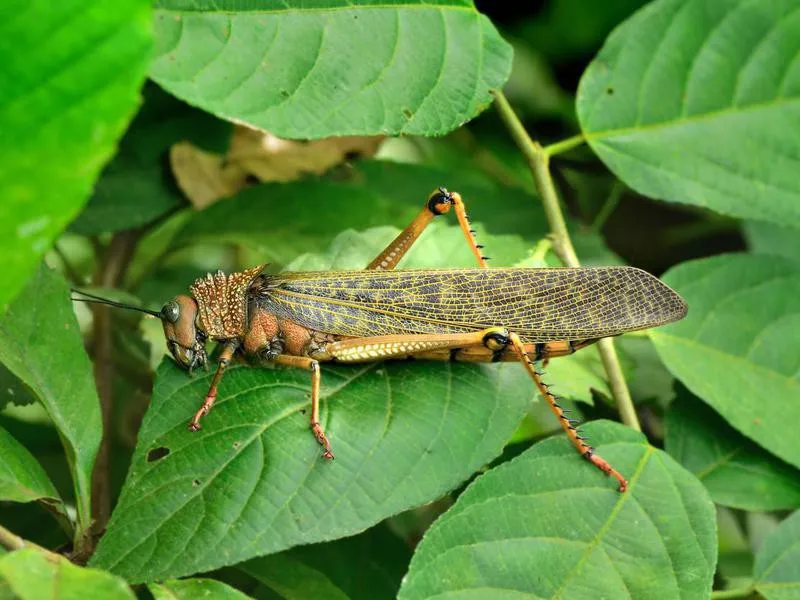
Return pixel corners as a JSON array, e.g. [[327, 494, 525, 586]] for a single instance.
[[273, 354, 332, 460], [319, 328, 509, 363], [317, 328, 626, 491], [507, 332, 628, 492], [367, 187, 487, 270], [189, 341, 239, 431], [333, 188, 625, 488], [412, 338, 598, 363]]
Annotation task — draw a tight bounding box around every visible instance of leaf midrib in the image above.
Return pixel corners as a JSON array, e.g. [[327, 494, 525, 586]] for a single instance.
[[652, 331, 800, 388], [154, 3, 478, 16], [584, 94, 800, 145]]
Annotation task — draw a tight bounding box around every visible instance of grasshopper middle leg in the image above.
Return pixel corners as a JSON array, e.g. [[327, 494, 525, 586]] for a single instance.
[[273, 354, 332, 460]]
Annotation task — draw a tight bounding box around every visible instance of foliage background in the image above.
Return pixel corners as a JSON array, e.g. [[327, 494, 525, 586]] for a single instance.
[[1, 1, 799, 599]]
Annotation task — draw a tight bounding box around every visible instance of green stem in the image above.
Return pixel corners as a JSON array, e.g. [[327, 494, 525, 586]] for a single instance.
[[0, 524, 62, 560], [543, 133, 586, 157], [491, 90, 641, 432], [591, 181, 625, 232], [711, 586, 756, 599]]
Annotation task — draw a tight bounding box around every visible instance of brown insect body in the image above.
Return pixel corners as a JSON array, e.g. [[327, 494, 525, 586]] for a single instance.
[[76, 188, 688, 493], [177, 266, 682, 362]]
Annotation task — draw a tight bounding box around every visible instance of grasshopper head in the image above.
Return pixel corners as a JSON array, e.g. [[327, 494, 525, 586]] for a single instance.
[[160, 295, 208, 371]]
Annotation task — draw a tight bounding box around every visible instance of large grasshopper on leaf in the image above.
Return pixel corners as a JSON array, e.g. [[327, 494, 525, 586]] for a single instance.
[[74, 188, 687, 492]]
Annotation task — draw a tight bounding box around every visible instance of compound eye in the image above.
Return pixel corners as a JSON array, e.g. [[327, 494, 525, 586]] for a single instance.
[[161, 300, 180, 324]]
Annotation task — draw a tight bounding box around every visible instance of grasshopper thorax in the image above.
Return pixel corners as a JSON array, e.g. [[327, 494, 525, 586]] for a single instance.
[[161, 264, 265, 371], [188, 264, 266, 340]]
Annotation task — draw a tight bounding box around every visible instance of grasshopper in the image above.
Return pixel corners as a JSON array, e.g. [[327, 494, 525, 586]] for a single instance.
[[73, 188, 687, 492]]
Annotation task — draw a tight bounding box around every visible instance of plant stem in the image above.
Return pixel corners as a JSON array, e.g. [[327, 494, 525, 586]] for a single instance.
[[0, 524, 61, 560], [0, 524, 25, 552], [711, 586, 756, 599], [88, 230, 140, 549], [591, 181, 625, 232], [491, 90, 641, 432]]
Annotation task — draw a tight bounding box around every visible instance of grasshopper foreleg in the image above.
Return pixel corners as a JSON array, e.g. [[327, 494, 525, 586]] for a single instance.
[[189, 340, 239, 431]]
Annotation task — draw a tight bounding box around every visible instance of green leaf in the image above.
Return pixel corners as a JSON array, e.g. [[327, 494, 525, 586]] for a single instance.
[[0, 0, 152, 311], [0, 549, 135, 600], [150, 1, 512, 139], [71, 84, 233, 235], [651, 254, 800, 469], [170, 160, 546, 267], [744, 220, 800, 263], [577, 0, 800, 226], [541, 348, 610, 405], [150, 578, 253, 600], [753, 510, 800, 599], [398, 421, 717, 600], [0, 424, 62, 509], [240, 525, 410, 600], [618, 335, 676, 406], [285, 222, 533, 271], [0, 266, 102, 539], [90, 358, 531, 582], [348, 161, 547, 238], [666, 388, 800, 511], [71, 161, 182, 236]]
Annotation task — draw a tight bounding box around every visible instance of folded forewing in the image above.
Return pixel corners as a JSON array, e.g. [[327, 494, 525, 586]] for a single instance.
[[255, 267, 687, 343]]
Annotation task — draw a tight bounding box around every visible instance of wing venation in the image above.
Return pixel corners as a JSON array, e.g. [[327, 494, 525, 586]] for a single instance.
[[253, 267, 687, 343]]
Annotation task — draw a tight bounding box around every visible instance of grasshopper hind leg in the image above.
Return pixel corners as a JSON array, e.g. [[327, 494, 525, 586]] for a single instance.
[[506, 332, 628, 492], [367, 188, 488, 271]]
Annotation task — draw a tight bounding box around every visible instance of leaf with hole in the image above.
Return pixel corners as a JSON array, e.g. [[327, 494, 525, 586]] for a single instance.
[[398, 421, 717, 600], [90, 357, 532, 582], [0, 0, 151, 310], [651, 254, 800, 470], [578, 0, 800, 225], [150, 0, 512, 138]]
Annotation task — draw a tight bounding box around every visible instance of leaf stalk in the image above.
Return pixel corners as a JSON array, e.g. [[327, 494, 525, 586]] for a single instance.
[[710, 586, 757, 599], [491, 89, 641, 432]]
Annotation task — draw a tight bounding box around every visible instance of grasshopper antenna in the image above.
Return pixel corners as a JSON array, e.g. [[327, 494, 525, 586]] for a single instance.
[[70, 288, 163, 319]]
